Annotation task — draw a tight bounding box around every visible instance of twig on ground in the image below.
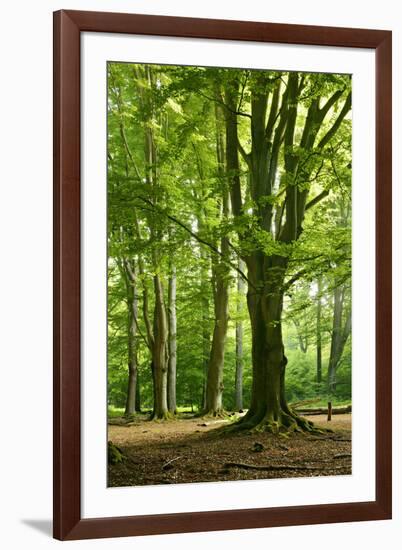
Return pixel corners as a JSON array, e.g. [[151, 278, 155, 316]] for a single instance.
[[162, 456, 182, 471]]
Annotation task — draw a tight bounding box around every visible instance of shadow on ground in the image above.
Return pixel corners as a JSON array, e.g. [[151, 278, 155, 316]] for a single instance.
[[21, 519, 52, 537]]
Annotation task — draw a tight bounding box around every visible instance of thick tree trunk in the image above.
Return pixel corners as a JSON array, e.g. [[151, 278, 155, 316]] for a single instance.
[[167, 267, 177, 414], [235, 259, 245, 411], [229, 255, 314, 433]]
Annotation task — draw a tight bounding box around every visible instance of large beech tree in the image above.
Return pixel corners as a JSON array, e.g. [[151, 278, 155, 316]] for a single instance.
[[222, 70, 351, 432]]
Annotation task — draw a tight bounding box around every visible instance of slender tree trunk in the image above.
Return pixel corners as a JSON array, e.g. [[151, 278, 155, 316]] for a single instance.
[[293, 318, 308, 353], [204, 268, 229, 415], [151, 274, 169, 419], [122, 260, 139, 417], [203, 215, 230, 416], [202, 98, 230, 416], [235, 259, 245, 411], [167, 266, 177, 414], [194, 159, 211, 411], [201, 321, 210, 411], [199, 219, 211, 411], [328, 285, 351, 394], [139, 66, 170, 419], [316, 278, 322, 386], [135, 370, 141, 412], [328, 285, 343, 393], [125, 368, 137, 416]]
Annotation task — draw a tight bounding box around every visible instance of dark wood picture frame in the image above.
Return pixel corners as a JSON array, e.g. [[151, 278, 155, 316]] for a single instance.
[[53, 9, 392, 541]]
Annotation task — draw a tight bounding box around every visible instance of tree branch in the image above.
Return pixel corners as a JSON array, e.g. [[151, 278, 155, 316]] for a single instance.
[[318, 92, 351, 149], [265, 79, 281, 141], [237, 71, 250, 113], [197, 89, 252, 119], [138, 266, 154, 348], [305, 189, 330, 211], [134, 195, 256, 290], [237, 137, 251, 167], [283, 268, 309, 291], [319, 89, 345, 119], [133, 312, 152, 352]]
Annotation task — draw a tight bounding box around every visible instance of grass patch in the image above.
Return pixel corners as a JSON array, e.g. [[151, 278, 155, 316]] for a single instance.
[[312, 398, 351, 408], [289, 397, 351, 410], [108, 404, 200, 419], [108, 405, 125, 418]]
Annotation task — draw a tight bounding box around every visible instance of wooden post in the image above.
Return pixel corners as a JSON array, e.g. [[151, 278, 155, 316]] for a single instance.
[[327, 401, 332, 421]]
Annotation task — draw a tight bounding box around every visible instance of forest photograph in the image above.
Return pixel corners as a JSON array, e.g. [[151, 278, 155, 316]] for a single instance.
[[107, 61, 352, 487]]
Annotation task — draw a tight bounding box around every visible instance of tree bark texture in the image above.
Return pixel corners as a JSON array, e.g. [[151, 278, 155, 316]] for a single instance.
[[223, 73, 350, 432], [202, 98, 230, 416], [167, 267, 177, 413], [151, 275, 169, 419], [121, 260, 139, 416], [316, 279, 322, 385], [235, 259, 245, 411], [328, 285, 351, 394]]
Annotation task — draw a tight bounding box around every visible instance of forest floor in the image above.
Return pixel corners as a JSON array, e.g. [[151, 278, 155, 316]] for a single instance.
[[108, 412, 351, 487]]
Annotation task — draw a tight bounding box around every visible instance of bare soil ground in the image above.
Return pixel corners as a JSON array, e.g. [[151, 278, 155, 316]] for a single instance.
[[108, 413, 351, 487]]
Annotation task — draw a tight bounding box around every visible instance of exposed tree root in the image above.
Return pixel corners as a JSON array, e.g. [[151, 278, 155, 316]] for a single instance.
[[197, 408, 230, 419], [150, 411, 175, 421], [108, 417, 138, 426], [217, 406, 330, 437]]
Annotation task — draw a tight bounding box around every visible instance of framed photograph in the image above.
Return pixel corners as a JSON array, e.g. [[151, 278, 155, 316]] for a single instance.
[[53, 10, 392, 540]]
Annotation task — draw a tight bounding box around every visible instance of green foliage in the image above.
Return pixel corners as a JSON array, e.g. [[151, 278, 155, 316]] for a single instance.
[[107, 61, 352, 414], [285, 349, 319, 402], [108, 441, 125, 465]]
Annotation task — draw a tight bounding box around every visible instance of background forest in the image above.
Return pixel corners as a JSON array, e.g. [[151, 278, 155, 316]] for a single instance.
[[107, 62, 352, 426]]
